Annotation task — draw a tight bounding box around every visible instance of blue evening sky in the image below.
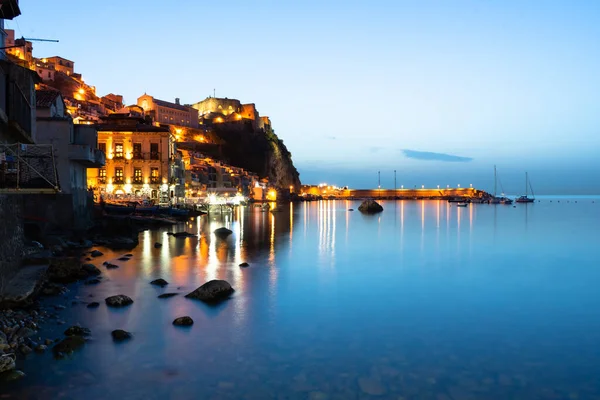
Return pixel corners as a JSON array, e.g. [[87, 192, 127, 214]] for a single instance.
[[10, 1, 600, 194]]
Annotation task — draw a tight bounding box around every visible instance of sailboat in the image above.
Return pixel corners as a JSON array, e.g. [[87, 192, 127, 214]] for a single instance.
[[515, 172, 535, 203], [490, 166, 513, 204]]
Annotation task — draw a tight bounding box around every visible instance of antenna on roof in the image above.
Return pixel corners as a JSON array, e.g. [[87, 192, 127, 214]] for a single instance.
[[213, 89, 215, 98], [22, 37, 59, 43]]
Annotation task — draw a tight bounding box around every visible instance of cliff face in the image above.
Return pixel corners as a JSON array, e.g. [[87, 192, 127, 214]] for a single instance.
[[212, 122, 301, 190]]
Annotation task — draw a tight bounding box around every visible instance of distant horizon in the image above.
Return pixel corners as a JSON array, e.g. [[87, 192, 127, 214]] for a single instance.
[[8, 1, 600, 195]]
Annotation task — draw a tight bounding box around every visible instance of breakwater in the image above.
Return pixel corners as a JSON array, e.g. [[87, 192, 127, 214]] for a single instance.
[[301, 187, 490, 200]]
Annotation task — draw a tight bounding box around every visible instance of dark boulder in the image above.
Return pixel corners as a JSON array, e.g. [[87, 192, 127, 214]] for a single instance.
[[185, 280, 234, 303], [173, 232, 197, 238], [239, 262, 250, 268], [150, 279, 168, 287], [90, 250, 103, 257], [86, 302, 100, 308], [124, 254, 133, 257], [41, 282, 67, 296], [105, 263, 119, 269], [158, 293, 178, 299], [358, 200, 384, 213], [173, 316, 193, 326], [111, 329, 132, 342], [105, 295, 133, 307], [85, 278, 101, 285], [154, 242, 163, 248], [0, 354, 15, 373], [117, 257, 130, 261], [46, 258, 89, 283], [81, 263, 101, 275], [53, 336, 85, 357], [214, 227, 232, 237], [64, 326, 91, 337]]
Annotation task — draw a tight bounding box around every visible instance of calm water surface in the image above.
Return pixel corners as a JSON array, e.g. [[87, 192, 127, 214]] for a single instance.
[[6, 198, 600, 399]]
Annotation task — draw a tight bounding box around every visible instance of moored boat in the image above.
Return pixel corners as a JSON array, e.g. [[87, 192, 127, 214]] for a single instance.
[[457, 202, 468, 207], [515, 172, 535, 203]]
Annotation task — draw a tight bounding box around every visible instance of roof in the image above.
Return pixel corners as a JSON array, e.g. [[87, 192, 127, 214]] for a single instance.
[[0, 0, 22, 19], [96, 124, 170, 133], [36, 89, 62, 108], [47, 56, 74, 63], [154, 98, 192, 112]]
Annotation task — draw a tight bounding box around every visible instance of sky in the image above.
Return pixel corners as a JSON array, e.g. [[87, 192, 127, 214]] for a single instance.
[[9, 0, 600, 194]]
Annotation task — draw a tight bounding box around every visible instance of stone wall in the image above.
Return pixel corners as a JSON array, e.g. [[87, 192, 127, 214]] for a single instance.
[[0, 195, 24, 283]]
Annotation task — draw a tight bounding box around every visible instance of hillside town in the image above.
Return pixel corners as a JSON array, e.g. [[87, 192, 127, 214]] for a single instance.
[[0, 5, 283, 233]]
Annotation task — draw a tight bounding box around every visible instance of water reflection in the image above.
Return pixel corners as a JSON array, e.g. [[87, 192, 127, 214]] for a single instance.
[[7, 199, 600, 400]]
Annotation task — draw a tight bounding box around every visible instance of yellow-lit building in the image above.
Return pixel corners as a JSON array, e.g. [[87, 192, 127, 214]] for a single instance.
[[137, 94, 199, 128], [88, 112, 181, 204], [44, 56, 74, 75]]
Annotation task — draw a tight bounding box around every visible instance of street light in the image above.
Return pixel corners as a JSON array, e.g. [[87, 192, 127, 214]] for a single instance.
[[458, 184, 461, 188]]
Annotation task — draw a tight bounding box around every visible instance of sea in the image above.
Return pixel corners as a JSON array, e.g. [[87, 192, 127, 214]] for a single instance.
[[4, 196, 600, 400]]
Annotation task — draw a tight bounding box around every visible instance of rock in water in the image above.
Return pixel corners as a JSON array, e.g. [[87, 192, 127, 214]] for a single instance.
[[117, 257, 130, 261], [158, 293, 178, 299], [105, 263, 119, 269], [0, 354, 15, 373], [185, 280, 234, 303], [111, 329, 132, 342], [64, 326, 91, 336], [53, 336, 85, 356], [172, 232, 196, 238], [46, 258, 89, 283], [85, 278, 101, 285], [358, 200, 384, 213], [154, 242, 162, 248], [150, 278, 169, 287], [239, 262, 250, 268], [214, 227, 232, 237], [90, 250, 103, 257], [0, 369, 25, 382], [357, 377, 387, 396], [87, 302, 100, 308], [173, 316, 193, 326], [105, 295, 133, 307], [81, 263, 101, 275]]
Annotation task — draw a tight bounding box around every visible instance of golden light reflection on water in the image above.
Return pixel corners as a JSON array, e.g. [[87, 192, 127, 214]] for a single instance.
[[317, 200, 336, 267]]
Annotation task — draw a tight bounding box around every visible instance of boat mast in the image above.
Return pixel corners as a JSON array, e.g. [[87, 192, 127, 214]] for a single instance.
[[525, 172, 528, 197], [494, 165, 497, 197]]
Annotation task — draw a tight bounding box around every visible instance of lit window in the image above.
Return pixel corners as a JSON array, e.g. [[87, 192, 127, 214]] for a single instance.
[[115, 143, 123, 158]]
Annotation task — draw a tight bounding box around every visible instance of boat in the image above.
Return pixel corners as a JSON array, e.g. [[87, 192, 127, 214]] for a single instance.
[[102, 202, 135, 215], [490, 165, 513, 204], [159, 207, 190, 217], [515, 172, 535, 203], [456, 202, 468, 207]]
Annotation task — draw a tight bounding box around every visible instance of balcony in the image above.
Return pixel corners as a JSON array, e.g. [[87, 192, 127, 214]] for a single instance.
[[133, 177, 143, 184], [113, 177, 124, 184], [98, 177, 107, 184], [150, 176, 161, 184], [68, 144, 104, 167], [1, 60, 36, 143]]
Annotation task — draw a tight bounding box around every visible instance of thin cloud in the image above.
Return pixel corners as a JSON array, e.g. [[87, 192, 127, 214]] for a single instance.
[[402, 149, 473, 162]]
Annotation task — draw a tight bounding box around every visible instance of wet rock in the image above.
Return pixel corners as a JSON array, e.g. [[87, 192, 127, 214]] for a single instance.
[[158, 293, 178, 299], [166, 232, 174, 236], [124, 254, 133, 257], [44, 339, 54, 345], [46, 257, 89, 283], [173, 232, 197, 238], [90, 250, 103, 257], [214, 227, 232, 237], [41, 283, 68, 296], [150, 278, 168, 287], [117, 257, 130, 261], [19, 345, 32, 355], [0, 369, 25, 382], [358, 200, 384, 213], [105, 263, 119, 269], [35, 344, 47, 353], [358, 376, 387, 396], [53, 335, 85, 356], [0, 331, 7, 345], [239, 262, 250, 267], [173, 316, 193, 326], [81, 263, 101, 275], [64, 326, 91, 337], [105, 295, 133, 307], [86, 302, 100, 309], [154, 242, 162, 248], [106, 237, 137, 250], [185, 280, 234, 303], [54, 305, 66, 310], [16, 326, 35, 338], [348, 208, 354, 211], [85, 278, 101, 285], [111, 329, 132, 342]]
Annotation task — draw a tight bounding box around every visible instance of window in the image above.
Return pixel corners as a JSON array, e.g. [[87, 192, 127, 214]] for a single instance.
[[115, 143, 123, 158], [150, 167, 160, 183], [133, 143, 142, 159], [115, 167, 124, 183], [133, 168, 143, 183], [98, 143, 106, 153], [98, 168, 106, 183], [150, 143, 159, 160]]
